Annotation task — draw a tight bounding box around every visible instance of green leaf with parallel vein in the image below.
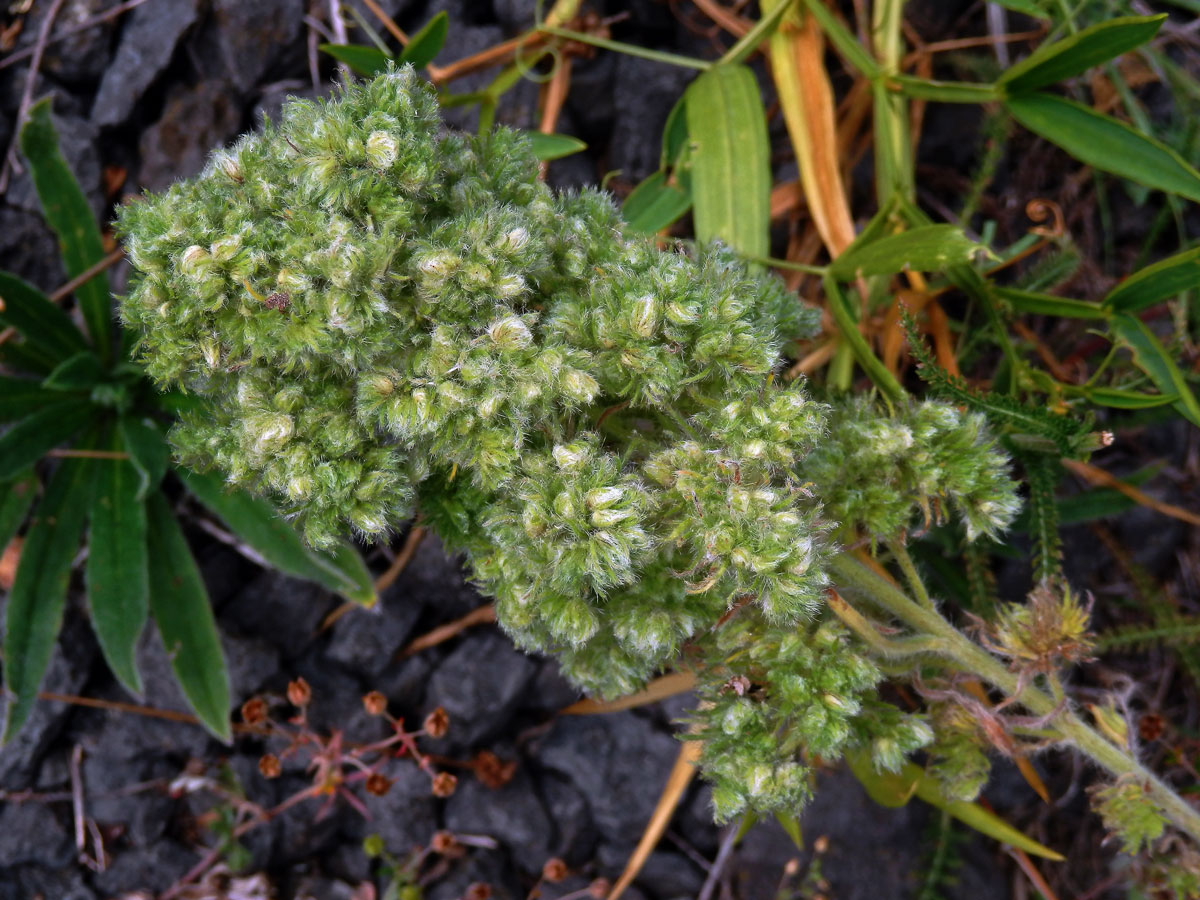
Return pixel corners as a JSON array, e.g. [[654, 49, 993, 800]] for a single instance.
[[1000, 16, 1165, 95], [0, 469, 38, 556], [623, 170, 692, 235], [2, 449, 96, 743], [87, 431, 149, 696], [0, 376, 61, 424], [995, 286, 1108, 319], [320, 43, 390, 76], [180, 468, 376, 606], [1109, 313, 1200, 428], [685, 64, 770, 261], [19, 98, 112, 362], [525, 132, 587, 162], [44, 351, 103, 391], [0, 271, 89, 362], [119, 416, 169, 500], [145, 490, 230, 742], [1006, 92, 1200, 203], [1104, 246, 1200, 314], [0, 400, 94, 482], [398, 11, 449, 69], [831, 225, 982, 281]]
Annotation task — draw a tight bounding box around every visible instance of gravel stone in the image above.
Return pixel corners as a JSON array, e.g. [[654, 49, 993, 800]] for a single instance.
[[92, 840, 198, 896], [91, 0, 202, 127], [222, 570, 338, 660], [357, 761, 438, 856], [326, 590, 423, 677], [445, 768, 553, 874], [136, 79, 243, 191], [210, 0, 304, 94], [0, 803, 73, 868]]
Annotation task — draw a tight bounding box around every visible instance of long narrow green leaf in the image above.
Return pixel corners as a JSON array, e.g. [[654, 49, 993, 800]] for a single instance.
[[1079, 386, 1178, 410], [319, 43, 390, 77], [999, 16, 1165, 96], [0, 376, 60, 424], [397, 11, 449, 69], [846, 751, 1064, 860], [831, 224, 982, 281], [87, 432, 149, 696], [0, 469, 38, 555], [19, 98, 112, 362], [43, 351, 103, 391], [891, 75, 999, 103], [1, 452, 95, 742], [118, 416, 169, 500], [1109, 313, 1200, 427], [798, 0, 879, 77], [1006, 92, 1200, 203], [179, 468, 376, 606], [824, 276, 907, 406], [145, 491, 230, 741], [0, 400, 93, 482], [685, 64, 770, 260], [1104, 246, 1200, 314], [622, 171, 692, 234], [0, 271, 89, 361], [525, 132, 587, 161], [995, 286, 1108, 319]]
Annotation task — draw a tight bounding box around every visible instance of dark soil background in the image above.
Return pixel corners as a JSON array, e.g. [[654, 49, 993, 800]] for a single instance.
[[1, 1, 1197, 899]]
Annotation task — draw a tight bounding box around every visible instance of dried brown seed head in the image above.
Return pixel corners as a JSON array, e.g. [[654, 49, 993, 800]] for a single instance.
[[423, 706, 450, 739], [541, 858, 568, 883], [363, 691, 388, 716], [264, 291, 290, 311], [287, 677, 312, 707], [430, 830, 458, 853], [1138, 713, 1165, 742], [463, 883, 491, 900], [258, 754, 282, 778], [472, 750, 517, 789], [365, 773, 393, 796], [241, 697, 268, 725], [587, 878, 610, 899], [431, 771, 458, 798]]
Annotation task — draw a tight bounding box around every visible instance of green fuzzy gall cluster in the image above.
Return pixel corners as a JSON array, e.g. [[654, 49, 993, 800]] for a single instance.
[[117, 66, 1020, 818]]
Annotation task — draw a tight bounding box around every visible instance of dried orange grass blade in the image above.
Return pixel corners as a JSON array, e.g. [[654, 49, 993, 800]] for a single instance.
[[962, 681, 1050, 804], [398, 603, 498, 658], [765, 2, 856, 257], [1009, 846, 1062, 900], [562, 671, 697, 715], [1062, 459, 1200, 527], [608, 740, 702, 900], [925, 299, 961, 378], [770, 180, 802, 221]]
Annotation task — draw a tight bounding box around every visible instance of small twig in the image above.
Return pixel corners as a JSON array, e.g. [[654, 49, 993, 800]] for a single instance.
[[327, 0, 350, 81], [398, 603, 497, 658], [696, 820, 740, 900], [0, 0, 66, 193], [46, 448, 130, 460], [49, 248, 125, 303]]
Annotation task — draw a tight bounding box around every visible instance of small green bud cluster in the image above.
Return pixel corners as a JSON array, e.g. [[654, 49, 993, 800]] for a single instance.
[[1092, 778, 1169, 855], [925, 701, 994, 802], [117, 67, 1020, 820], [689, 614, 932, 821]]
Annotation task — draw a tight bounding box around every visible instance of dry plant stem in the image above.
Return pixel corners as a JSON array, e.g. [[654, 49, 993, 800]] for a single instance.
[[829, 553, 1200, 844]]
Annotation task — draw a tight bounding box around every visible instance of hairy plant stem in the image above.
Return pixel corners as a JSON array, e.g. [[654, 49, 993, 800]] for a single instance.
[[829, 552, 1200, 844]]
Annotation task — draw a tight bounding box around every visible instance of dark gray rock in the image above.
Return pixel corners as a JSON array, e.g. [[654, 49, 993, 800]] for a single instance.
[[537, 713, 678, 849], [221, 629, 284, 704], [292, 649, 389, 745], [493, 0, 539, 32], [272, 774, 352, 864], [210, 0, 305, 95], [136, 79, 244, 191], [390, 535, 482, 620], [357, 761, 438, 856], [222, 569, 338, 660], [634, 850, 706, 900], [327, 590, 423, 677], [729, 817, 806, 900], [13, 865, 95, 900], [0, 206, 64, 290], [539, 773, 595, 865], [0, 802, 73, 868], [5, 106, 103, 221], [0, 614, 96, 791], [425, 847, 522, 900], [423, 630, 538, 748], [22, 0, 117, 86], [445, 769, 552, 874], [82, 752, 175, 847], [374, 653, 434, 714], [519, 660, 581, 716], [92, 839, 198, 896], [609, 55, 692, 184], [128, 626, 222, 758], [91, 0, 202, 127]]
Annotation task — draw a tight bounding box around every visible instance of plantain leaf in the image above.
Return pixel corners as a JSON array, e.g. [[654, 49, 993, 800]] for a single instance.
[[0, 399, 94, 482], [86, 432, 149, 696], [0, 271, 89, 362], [118, 416, 169, 500], [525, 131, 587, 161], [1000, 16, 1165, 96], [995, 285, 1108, 319], [43, 350, 103, 391], [145, 490, 231, 742], [1109, 313, 1200, 427], [1, 450, 96, 742], [660, 95, 689, 170], [1006, 92, 1200, 203], [831, 224, 982, 281], [623, 170, 692, 235], [0, 469, 38, 556], [685, 64, 771, 261], [1104, 246, 1200, 314], [846, 751, 1064, 860], [319, 43, 390, 76], [179, 468, 376, 606], [19, 98, 112, 362], [397, 11, 449, 69]]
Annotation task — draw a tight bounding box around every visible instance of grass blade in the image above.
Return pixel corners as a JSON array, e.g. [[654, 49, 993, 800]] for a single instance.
[[1, 450, 96, 742], [18, 98, 112, 362], [685, 64, 770, 260], [1109, 313, 1200, 427], [995, 286, 1108, 319], [397, 11, 449, 69], [87, 433, 149, 696], [1006, 92, 1200, 203], [1103, 246, 1200, 314], [145, 490, 231, 742], [999, 16, 1165, 95]]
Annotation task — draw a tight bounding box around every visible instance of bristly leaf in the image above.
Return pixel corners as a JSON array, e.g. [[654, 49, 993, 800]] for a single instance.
[[145, 490, 231, 742], [18, 98, 112, 363], [1006, 92, 1200, 203], [397, 11, 449, 69], [1022, 455, 1063, 582], [2, 448, 97, 743], [999, 16, 1166, 95], [0, 399, 94, 482], [180, 468, 376, 606], [86, 432, 149, 696], [0, 271, 89, 362], [1104, 246, 1200, 314]]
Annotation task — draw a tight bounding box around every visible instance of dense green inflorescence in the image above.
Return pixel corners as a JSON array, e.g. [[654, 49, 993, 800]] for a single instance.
[[118, 66, 1020, 818]]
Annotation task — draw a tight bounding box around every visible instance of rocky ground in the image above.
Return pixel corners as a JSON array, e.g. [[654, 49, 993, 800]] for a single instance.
[[0, 0, 1190, 898]]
